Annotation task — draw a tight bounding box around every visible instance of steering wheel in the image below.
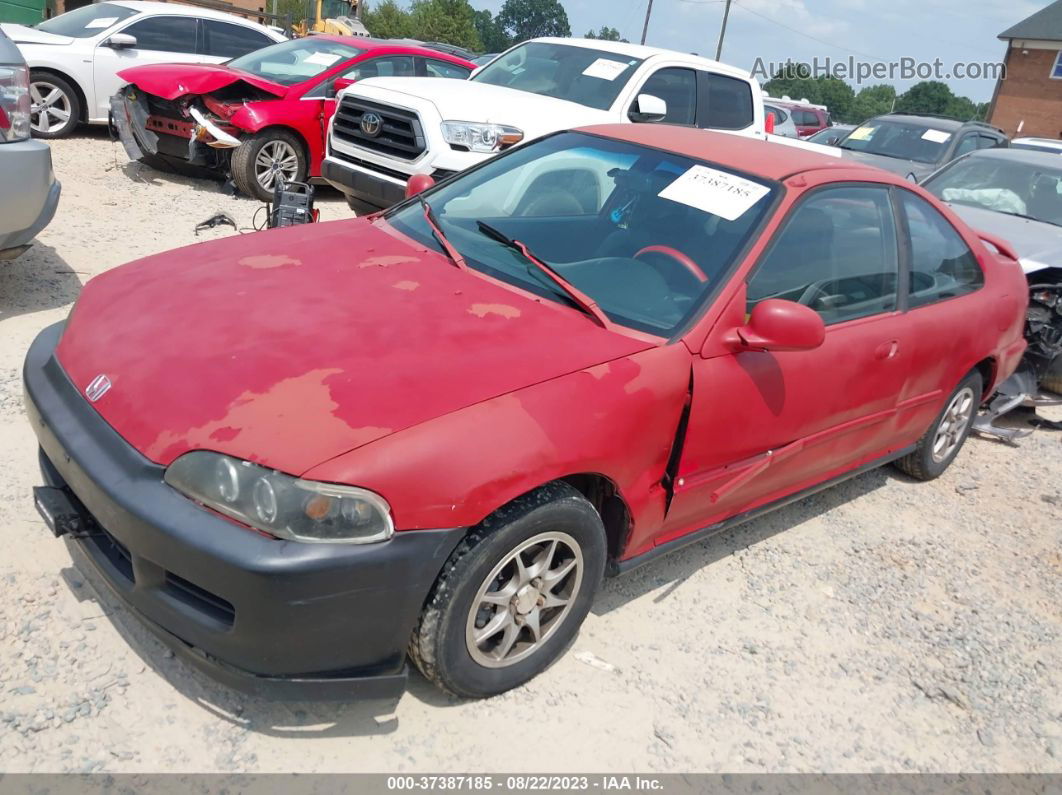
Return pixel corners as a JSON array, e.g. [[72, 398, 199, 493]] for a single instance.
[[634, 245, 708, 283]]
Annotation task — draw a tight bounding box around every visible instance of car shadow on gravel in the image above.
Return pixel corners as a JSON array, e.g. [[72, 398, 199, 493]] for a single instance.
[[0, 243, 82, 323], [58, 543, 404, 739], [591, 466, 896, 615]]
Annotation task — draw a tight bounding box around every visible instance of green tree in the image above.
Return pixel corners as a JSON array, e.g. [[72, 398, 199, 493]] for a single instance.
[[408, 0, 482, 49], [762, 67, 854, 121], [474, 8, 511, 52], [894, 80, 955, 115], [497, 0, 571, 44], [848, 84, 896, 123], [585, 26, 626, 42], [362, 0, 412, 39]]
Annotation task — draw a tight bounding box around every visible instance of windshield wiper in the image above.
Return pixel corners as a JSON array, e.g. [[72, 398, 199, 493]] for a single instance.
[[475, 221, 612, 329], [420, 196, 467, 270]]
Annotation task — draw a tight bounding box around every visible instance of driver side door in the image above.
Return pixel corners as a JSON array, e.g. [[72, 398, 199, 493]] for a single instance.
[[658, 184, 914, 542]]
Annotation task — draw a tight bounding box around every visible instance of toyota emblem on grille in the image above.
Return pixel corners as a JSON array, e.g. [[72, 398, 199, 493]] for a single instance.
[[360, 111, 383, 138], [85, 374, 111, 402]]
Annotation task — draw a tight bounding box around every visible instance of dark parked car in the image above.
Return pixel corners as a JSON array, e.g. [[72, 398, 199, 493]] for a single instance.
[[839, 113, 1008, 181], [806, 123, 854, 146]]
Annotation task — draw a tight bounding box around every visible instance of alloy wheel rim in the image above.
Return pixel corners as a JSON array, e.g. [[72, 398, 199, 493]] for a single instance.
[[932, 386, 975, 463], [30, 82, 71, 135], [465, 531, 583, 669], [254, 140, 299, 191]]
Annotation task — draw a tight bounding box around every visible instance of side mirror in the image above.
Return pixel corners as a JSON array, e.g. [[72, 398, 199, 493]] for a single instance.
[[405, 173, 435, 199], [628, 93, 667, 123], [104, 33, 137, 49], [331, 77, 356, 97], [725, 299, 825, 353]]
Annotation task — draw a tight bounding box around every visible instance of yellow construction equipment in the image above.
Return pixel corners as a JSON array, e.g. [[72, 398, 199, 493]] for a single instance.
[[292, 0, 370, 37]]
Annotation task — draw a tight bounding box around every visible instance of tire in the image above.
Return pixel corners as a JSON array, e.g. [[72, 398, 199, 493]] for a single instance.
[[1041, 356, 1062, 396], [409, 481, 607, 699], [29, 72, 80, 139], [230, 129, 307, 201], [894, 370, 982, 481]]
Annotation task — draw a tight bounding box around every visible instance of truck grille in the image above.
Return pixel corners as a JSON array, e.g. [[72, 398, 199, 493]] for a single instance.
[[333, 97, 425, 161]]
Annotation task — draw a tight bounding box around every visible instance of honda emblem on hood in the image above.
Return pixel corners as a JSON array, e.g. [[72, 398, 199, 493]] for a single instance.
[[85, 374, 111, 402]]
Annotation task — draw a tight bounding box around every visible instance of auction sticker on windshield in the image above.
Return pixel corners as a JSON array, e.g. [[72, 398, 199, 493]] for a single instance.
[[305, 52, 342, 66], [582, 59, 630, 81], [921, 129, 951, 143], [847, 125, 874, 141], [85, 17, 118, 28], [659, 166, 771, 221]]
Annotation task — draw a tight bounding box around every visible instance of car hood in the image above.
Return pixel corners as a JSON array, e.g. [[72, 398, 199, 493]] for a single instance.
[[947, 203, 1062, 275], [349, 77, 614, 135], [838, 149, 935, 179], [117, 63, 288, 99], [56, 218, 653, 474], [0, 22, 72, 45]]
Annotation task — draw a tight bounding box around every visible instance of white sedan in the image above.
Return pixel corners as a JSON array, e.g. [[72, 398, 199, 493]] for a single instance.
[[0, 0, 285, 138]]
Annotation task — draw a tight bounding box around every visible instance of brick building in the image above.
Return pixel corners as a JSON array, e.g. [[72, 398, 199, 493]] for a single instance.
[[988, 0, 1062, 139]]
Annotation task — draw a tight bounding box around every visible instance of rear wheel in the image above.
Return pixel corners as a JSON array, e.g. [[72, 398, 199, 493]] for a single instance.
[[1042, 356, 1062, 395], [894, 370, 982, 481], [231, 129, 307, 201], [29, 72, 79, 139], [409, 482, 606, 698]]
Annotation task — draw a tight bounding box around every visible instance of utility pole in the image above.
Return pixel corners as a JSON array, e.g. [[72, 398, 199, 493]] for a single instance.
[[715, 0, 732, 60], [640, 0, 654, 45]]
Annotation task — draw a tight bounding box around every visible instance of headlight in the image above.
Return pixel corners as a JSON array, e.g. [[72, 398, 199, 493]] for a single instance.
[[0, 65, 31, 143], [441, 120, 523, 153], [164, 451, 394, 544]]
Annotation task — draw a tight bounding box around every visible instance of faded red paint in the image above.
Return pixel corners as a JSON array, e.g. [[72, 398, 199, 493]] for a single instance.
[[117, 40, 475, 180], [55, 128, 1028, 560]]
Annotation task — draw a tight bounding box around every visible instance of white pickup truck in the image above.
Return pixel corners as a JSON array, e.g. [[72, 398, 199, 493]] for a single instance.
[[321, 37, 768, 212]]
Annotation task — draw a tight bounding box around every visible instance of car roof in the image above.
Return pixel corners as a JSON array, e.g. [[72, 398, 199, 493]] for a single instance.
[[530, 37, 752, 81], [107, 0, 278, 27], [963, 147, 1062, 169], [577, 124, 889, 181], [1012, 137, 1062, 148], [873, 113, 964, 131], [311, 35, 472, 60]]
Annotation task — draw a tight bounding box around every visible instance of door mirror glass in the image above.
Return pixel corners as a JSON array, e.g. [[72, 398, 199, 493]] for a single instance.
[[104, 33, 137, 49], [726, 299, 825, 353], [331, 77, 356, 97], [405, 174, 436, 199], [629, 93, 667, 123]]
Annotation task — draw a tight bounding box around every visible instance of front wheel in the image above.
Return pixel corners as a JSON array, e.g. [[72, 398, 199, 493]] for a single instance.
[[409, 482, 606, 698], [230, 129, 307, 201], [894, 370, 982, 481], [29, 72, 80, 139]]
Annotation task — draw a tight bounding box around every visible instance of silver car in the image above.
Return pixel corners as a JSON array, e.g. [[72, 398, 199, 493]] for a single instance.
[[764, 103, 799, 138], [0, 28, 60, 261]]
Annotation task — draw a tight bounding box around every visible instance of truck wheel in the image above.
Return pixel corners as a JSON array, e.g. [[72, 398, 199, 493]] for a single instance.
[[231, 129, 307, 201], [409, 481, 606, 698], [1042, 357, 1062, 396], [894, 371, 982, 481], [29, 72, 80, 139]]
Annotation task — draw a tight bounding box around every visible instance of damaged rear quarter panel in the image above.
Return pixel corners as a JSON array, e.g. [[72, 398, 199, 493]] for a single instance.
[[301, 344, 693, 553]]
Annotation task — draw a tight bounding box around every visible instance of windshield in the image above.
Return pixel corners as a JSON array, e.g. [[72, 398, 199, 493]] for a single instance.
[[227, 38, 363, 86], [386, 132, 777, 335], [840, 119, 955, 164], [36, 2, 138, 37], [472, 42, 643, 111], [923, 156, 1062, 227]]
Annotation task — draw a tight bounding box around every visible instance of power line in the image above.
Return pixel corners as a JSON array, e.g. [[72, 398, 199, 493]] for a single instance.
[[730, 1, 888, 62]]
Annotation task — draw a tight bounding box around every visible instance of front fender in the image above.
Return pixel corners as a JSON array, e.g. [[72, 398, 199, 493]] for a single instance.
[[301, 344, 692, 540]]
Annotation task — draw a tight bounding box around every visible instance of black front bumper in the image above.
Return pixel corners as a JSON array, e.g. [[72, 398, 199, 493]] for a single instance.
[[23, 322, 465, 700], [321, 155, 407, 211]]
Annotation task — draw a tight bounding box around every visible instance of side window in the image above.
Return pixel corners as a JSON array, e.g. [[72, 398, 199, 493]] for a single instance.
[[202, 20, 273, 58], [978, 134, 1004, 149], [346, 55, 415, 80], [634, 67, 697, 125], [900, 192, 984, 308], [122, 16, 198, 54], [954, 134, 979, 158], [423, 58, 471, 79], [748, 187, 900, 325], [701, 72, 754, 130]]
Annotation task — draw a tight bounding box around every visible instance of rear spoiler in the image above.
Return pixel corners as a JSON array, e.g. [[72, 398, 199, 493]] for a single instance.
[[976, 230, 1020, 262]]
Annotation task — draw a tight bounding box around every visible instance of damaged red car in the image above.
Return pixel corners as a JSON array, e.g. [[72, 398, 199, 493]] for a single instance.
[[111, 36, 473, 200], [25, 126, 1027, 701]]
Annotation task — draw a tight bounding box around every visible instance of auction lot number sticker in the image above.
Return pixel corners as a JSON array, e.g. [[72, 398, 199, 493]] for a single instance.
[[387, 775, 664, 791]]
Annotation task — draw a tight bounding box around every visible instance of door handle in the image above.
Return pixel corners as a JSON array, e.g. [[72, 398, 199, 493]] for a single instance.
[[875, 340, 899, 360]]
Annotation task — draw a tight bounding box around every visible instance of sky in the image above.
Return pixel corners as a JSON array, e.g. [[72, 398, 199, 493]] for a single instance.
[[468, 0, 1049, 102]]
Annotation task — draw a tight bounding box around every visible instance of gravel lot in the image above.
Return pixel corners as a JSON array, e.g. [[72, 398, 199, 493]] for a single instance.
[[0, 130, 1060, 774]]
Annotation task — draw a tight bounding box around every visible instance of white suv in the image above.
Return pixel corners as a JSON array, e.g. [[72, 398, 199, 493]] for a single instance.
[[322, 37, 766, 212]]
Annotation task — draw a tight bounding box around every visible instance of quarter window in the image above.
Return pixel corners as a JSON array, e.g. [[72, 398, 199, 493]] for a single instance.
[[634, 68, 697, 125], [702, 73, 754, 130], [748, 187, 900, 325], [899, 192, 983, 308], [122, 16, 198, 54], [202, 20, 273, 58]]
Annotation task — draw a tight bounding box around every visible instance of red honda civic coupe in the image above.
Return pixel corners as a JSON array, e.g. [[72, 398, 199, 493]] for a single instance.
[[25, 126, 1027, 700], [111, 36, 474, 200]]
